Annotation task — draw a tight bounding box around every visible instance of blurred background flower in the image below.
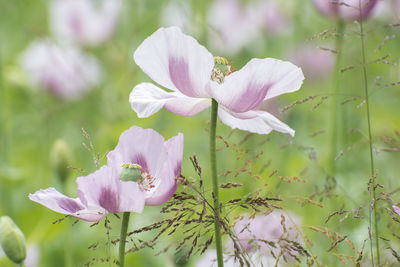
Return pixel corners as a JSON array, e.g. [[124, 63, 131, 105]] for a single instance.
[[19, 39, 101, 101], [49, 0, 122, 46], [312, 0, 378, 21], [196, 211, 302, 267], [287, 44, 335, 81], [207, 0, 288, 55]]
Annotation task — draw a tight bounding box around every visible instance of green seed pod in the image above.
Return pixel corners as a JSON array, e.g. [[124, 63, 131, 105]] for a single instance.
[[119, 163, 142, 182], [0, 216, 26, 264], [51, 139, 72, 184]]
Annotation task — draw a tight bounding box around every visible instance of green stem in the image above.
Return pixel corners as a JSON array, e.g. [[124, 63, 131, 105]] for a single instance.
[[329, 20, 345, 176], [359, 11, 380, 266], [210, 99, 224, 267], [119, 212, 131, 267], [61, 183, 73, 267]]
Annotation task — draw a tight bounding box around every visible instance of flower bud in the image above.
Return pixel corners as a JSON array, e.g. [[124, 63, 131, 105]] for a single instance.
[[0, 216, 26, 264], [51, 139, 72, 185], [119, 163, 142, 182]]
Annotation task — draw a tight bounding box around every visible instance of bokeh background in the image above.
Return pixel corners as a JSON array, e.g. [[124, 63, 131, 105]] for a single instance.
[[1, 0, 400, 266]]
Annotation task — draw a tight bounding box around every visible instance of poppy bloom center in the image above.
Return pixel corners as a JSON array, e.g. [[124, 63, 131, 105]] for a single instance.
[[120, 163, 158, 192], [211, 56, 235, 84]]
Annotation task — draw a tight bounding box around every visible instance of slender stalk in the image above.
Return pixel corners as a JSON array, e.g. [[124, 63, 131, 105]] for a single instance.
[[61, 183, 73, 267], [209, 99, 224, 267], [119, 212, 131, 267], [329, 21, 345, 175], [359, 8, 380, 265]]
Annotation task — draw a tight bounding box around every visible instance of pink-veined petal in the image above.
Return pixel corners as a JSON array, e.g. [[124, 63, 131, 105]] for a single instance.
[[218, 108, 295, 136], [212, 58, 304, 113], [134, 27, 214, 97], [77, 166, 120, 213], [28, 188, 106, 222], [117, 180, 145, 213], [129, 82, 211, 118]]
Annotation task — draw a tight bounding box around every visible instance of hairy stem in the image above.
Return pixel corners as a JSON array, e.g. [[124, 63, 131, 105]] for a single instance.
[[210, 99, 224, 267], [359, 7, 380, 265], [119, 212, 131, 267], [329, 20, 345, 175]]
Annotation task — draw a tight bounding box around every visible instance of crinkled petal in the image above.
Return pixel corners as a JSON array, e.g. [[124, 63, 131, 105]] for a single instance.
[[129, 82, 210, 118], [107, 126, 166, 178], [218, 108, 295, 136], [117, 180, 145, 213], [164, 133, 184, 178], [144, 165, 177, 206], [144, 133, 184, 206], [212, 58, 304, 113], [77, 166, 120, 213], [29, 188, 105, 222], [134, 27, 214, 97]]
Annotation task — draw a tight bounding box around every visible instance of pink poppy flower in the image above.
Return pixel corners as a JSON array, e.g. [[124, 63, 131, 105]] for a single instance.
[[313, 0, 378, 21], [107, 126, 184, 206], [19, 39, 101, 101], [130, 27, 304, 136], [29, 165, 145, 222], [50, 0, 122, 46], [196, 211, 301, 267], [235, 212, 301, 255]]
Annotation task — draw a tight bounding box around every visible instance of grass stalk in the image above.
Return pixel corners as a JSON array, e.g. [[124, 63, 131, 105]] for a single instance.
[[358, 4, 380, 265]]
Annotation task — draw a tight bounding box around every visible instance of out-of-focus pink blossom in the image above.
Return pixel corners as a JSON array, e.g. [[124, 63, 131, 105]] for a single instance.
[[207, 0, 257, 54], [19, 39, 101, 101], [196, 211, 301, 266], [160, 1, 194, 34], [313, 0, 378, 21], [130, 27, 304, 136], [207, 0, 287, 54], [288, 45, 335, 81], [247, 1, 287, 35], [50, 0, 122, 46], [235, 212, 301, 255]]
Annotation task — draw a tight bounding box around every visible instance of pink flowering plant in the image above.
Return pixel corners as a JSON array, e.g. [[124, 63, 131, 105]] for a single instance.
[[29, 126, 183, 266], [127, 26, 304, 267]]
